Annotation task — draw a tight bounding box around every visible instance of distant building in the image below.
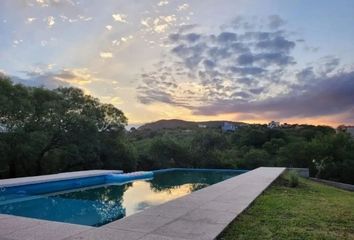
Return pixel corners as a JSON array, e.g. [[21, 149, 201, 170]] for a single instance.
[[268, 121, 280, 129], [222, 122, 236, 132], [0, 124, 7, 133], [348, 128, 354, 138], [198, 124, 207, 128], [337, 125, 354, 138]]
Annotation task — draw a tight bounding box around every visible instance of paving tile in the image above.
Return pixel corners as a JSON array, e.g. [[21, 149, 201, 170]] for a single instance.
[[63, 228, 144, 240], [153, 219, 226, 240], [0, 214, 9, 219], [139, 234, 188, 240], [6, 221, 91, 240], [139, 202, 193, 219], [212, 191, 258, 204], [0, 216, 45, 236], [162, 196, 202, 209], [0, 237, 13, 240], [199, 200, 247, 214], [180, 209, 236, 225], [104, 212, 173, 233]]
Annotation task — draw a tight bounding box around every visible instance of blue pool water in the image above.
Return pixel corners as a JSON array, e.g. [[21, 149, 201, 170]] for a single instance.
[[0, 169, 244, 226]]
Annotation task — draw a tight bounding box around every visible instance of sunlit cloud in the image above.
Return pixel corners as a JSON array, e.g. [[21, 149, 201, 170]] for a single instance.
[[78, 15, 93, 21], [40, 40, 48, 47], [100, 52, 114, 58], [36, 0, 50, 7], [121, 35, 133, 42], [141, 15, 177, 33], [112, 14, 127, 23], [106, 25, 113, 31], [26, 18, 36, 24], [47, 16, 55, 27], [34, 0, 76, 7], [101, 96, 123, 106], [112, 40, 120, 46], [55, 68, 94, 85], [12, 39, 23, 47], [157, 0, 169, 6], [177, 3, 189, 11]]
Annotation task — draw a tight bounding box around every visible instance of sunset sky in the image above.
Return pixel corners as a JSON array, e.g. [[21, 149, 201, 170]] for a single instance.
[[1, 0, 353, 127]]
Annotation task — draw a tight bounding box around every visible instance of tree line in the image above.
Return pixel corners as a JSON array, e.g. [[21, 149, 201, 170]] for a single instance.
[[1, 77, 354, 184]]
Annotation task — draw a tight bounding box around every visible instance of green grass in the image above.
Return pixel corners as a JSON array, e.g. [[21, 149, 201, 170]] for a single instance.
[[218, 175, 354, 240]]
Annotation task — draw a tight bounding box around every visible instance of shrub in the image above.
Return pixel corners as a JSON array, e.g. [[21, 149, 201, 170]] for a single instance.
[[288, 170, 299, 187]]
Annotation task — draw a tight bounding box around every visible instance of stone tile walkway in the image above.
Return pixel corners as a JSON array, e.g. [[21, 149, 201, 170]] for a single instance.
[[0, 167, 285, 240]]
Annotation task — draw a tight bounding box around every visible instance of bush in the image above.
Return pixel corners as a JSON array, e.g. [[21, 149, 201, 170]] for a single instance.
[[288, 170, 299, 187]]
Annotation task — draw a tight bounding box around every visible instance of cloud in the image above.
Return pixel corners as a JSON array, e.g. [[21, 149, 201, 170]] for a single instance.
[[100, 52, 114, 58], [47, 16, 55, 27], [112, 14, 127, 23], [177, 3, 189, 11], [106, 25, 113, 31], [11, 68, 98, 89], [157, 0, 168, 6], [26, 18, 36, 24], [34, 0, 76, 7], [268, 15, 286, 29], [137, 15, 353, 120], [194, 70, 354, 119], [141, 15, 177, 33]]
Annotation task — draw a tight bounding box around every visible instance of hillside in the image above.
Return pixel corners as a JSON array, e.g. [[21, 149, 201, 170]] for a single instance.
[[138, 119, 246, 131]]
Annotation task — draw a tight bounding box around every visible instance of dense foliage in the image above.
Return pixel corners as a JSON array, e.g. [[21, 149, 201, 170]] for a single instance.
[[130, 124, 354, 184], [1, 77, 354, 184], [0, 77, 136, 178]]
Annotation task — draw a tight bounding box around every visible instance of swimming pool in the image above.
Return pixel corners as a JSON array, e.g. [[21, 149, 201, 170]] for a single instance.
[[0, 169, 245, 226]]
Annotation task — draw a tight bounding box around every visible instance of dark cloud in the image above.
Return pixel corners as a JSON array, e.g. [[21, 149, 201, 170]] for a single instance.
[[137, 87, 175, 105], [237, 54, 254, 65], [194, 70, 354, 118], [217, 32, 237, 43], [268, 15, 286, 29], [203, 59, 216, 69], [256, 36, 295, 53], [229, 66, 265, 75]]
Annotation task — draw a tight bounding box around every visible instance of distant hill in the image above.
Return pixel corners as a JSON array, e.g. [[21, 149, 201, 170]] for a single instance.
[[137, 119, 246, 131]]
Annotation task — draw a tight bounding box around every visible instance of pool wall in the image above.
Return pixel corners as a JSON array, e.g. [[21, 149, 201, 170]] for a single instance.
[[0, 171, 154, 199]]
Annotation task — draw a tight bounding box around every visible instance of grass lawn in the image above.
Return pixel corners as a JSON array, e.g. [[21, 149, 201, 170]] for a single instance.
[[218, 175, 354, 240]]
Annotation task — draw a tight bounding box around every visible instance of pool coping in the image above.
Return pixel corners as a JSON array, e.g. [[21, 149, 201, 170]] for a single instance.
[[0, 167, 285, 240], [0, 170, 123, 188]]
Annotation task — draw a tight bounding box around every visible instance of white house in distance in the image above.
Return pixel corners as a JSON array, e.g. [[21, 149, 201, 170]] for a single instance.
[[222, 122, 236, 132], [337, 125, 354, 138], [0, 124, 7, 133], [198, 124, 207, 128], [268, 121, 280, 129]]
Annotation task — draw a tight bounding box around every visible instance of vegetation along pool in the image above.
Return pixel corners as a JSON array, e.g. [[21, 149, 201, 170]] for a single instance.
[[0, 169, 245, 226]]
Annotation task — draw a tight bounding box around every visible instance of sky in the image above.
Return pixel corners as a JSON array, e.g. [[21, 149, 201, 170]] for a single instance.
[[0, 0, 354, 127]]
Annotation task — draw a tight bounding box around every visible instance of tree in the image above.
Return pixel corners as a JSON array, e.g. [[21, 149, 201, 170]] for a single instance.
[[238, 149, 271, 169], [0, 77, 129, 178]]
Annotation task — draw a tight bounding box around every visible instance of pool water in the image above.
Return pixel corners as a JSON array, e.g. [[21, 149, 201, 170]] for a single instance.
[[0, 169, 242, 226]]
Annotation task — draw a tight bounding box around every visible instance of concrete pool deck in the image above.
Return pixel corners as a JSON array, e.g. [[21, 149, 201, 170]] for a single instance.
[[0, 167, 285, 240]]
